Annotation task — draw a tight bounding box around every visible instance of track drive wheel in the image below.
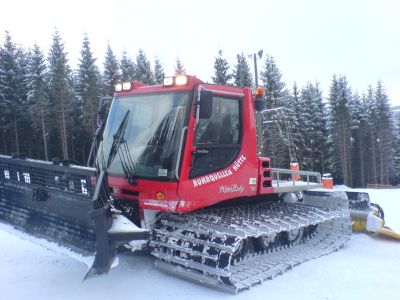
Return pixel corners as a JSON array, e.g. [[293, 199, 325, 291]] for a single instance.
[[255, 233, 277, 251], [283, 227, 304, 245], [232, 238, 254, 263]]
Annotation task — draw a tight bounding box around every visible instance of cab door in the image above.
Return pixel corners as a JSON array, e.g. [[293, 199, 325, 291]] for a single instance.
[[176, 86, 259, 212], [190, 95, 241, 178]]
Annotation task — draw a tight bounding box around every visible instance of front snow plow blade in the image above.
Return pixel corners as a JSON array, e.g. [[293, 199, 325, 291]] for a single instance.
[[151, 190, 352, 293], [85, 171, 149, 278], [346, 190, 400, 240], [0, 155, 149, 278]]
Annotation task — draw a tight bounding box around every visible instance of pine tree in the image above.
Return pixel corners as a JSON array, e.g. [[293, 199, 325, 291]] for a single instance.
[[233, 53, 253, 88], [136, 49, 154, 84], [286, 83, 304, 163], [393, 111, 400, 184], [310, 83, 330, 174], [26, 44, 49, 160], [103, 44, 120, 96], [351, 94, 372, 187], [47, 30, 74, 159], [17, 48, 34, 156], [0, 49, 8, 154], [174, 57, 185, 75], [0, 31, 29, 155], [373, 81, 394, 185], [0, 34, 13, 154], [76, 34, 101, 137], [120, 51, 136, 81], [212, 50, 232, 85], [298, 82, 330, 174], [363, 86, 378, 184], [153, 57, 164, 84], [68, 77, 84, 162], [0, 46, 5, 98], [260, 55, 287, 108], [328, 75, 353, 186], [258, 55, 290, 167]]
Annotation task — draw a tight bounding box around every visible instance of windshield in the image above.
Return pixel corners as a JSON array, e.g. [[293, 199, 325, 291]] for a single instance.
[[97, 92, 189, 180]]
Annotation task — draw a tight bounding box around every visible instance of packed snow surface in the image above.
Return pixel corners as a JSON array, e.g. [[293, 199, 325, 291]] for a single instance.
[[1, 188, 400, 300]]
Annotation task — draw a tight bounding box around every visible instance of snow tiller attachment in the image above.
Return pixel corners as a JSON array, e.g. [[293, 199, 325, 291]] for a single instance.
[[0, 155, 148, 277], [347, 191, 400, 240], [0, 155, 97, 251]]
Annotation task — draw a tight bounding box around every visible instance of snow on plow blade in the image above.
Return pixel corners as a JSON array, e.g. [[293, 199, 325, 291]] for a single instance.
[[0, 155, 148, 278]]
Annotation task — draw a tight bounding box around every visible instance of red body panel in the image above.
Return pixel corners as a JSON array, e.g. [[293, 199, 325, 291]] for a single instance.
[[107, 76, 273, 213]]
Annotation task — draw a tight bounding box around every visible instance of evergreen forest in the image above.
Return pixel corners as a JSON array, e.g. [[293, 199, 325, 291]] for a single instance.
[[1, 31, 399, 187]]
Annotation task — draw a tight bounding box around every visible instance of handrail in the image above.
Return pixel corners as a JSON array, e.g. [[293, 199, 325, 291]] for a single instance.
[[272, 168, 321, 190]]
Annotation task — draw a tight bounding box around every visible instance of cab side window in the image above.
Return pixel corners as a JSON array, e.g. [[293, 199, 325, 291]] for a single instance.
[[190, 96, 241, 178]]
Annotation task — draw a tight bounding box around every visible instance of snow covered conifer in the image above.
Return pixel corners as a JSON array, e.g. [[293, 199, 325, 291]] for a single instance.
[[136, 49, 154, 85], [76, 34, 101, 137], [286, 83, 304, 163], [258, 55, 290, 167], [393, 111, 400, 184], [373, 81, 394, 185], [120, 51, 136, 81], [362, 86, 379, 184], [26, 44, 49, 160], [298, 82, 330, 174], [233, 53, 253, 88], [47, 30, 75, 159], [153, 57, 164, 84], [260, 55, 287, 108], [212, 50, 232, 85], [0, 31, 30, 155], [328, 75, 353, 186], [174, 57, 185, 75], [103, 44, 120, 96]]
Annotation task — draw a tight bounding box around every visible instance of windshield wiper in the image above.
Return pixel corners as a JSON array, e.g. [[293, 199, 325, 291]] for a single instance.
[[106, 110, 137, 186], [118, 138, 137, 186], [106, 110, 130, 169]]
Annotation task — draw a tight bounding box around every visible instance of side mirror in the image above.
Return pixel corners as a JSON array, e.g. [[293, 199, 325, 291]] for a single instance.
[[199, 91, 213, 119]]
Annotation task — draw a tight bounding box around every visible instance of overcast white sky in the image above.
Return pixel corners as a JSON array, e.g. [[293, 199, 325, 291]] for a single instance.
[[1, 0, 399, 106]]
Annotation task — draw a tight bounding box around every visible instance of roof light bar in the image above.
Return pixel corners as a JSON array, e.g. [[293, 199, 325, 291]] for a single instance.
[[175, 75, 188, 86], [163, 77, 174, 86], [163, 75, 188, 87], [115, 82, 133, 92], [122, 82, 132, 91]]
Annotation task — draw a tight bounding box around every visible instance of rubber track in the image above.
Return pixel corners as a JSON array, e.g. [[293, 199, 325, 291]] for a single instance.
[[150, 201, 352, 293]]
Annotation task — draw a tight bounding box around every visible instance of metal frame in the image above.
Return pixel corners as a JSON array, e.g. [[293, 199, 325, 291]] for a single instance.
[[272, 168, 322, 193]]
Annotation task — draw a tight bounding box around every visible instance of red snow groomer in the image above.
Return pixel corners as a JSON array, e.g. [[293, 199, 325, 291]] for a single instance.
[[0, 75, 352, 293]]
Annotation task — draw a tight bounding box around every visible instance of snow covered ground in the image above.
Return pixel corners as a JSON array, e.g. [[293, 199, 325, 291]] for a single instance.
[[1, 188, 400, 300]]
